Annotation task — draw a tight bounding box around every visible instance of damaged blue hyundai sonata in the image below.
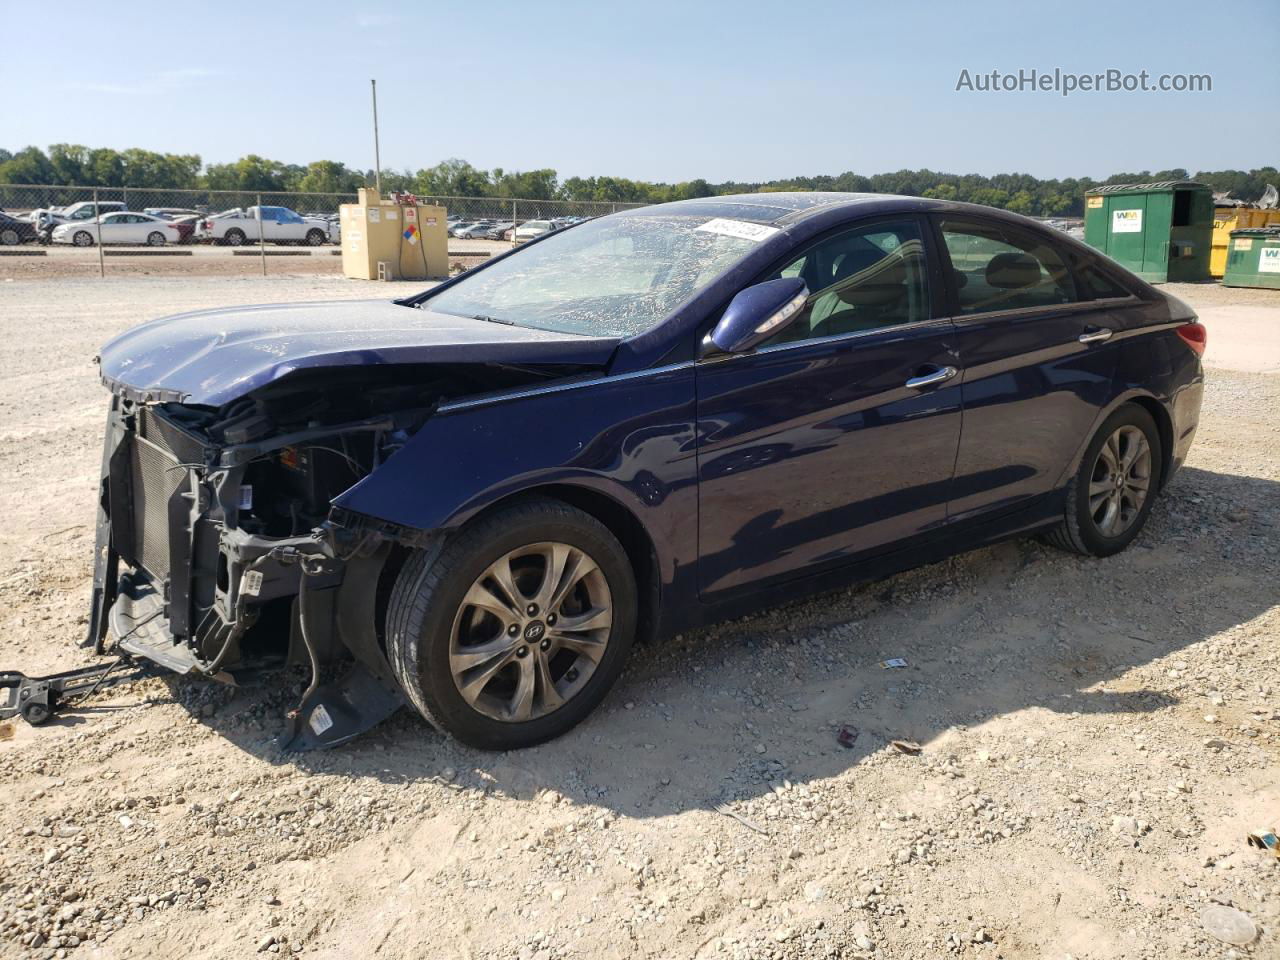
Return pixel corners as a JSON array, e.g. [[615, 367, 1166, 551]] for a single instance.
[[29, 193, 1208, 749]]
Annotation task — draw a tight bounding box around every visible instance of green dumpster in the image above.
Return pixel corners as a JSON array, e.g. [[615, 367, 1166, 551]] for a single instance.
[[1222, 227, 1280, 290], [1083, 180, 1213, 283]]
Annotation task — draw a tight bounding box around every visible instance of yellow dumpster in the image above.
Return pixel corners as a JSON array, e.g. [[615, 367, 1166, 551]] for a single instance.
[[1212, 206, 1280, 278]]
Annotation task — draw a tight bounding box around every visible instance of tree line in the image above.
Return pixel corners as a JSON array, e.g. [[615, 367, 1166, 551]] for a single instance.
[[1, 144, 1275, 217]]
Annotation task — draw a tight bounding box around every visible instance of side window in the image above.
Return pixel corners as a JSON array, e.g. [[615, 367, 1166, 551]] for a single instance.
[[1072, 257, 1133, 300], [761, 219, 931, 346], [940, 218, 1078, 314]]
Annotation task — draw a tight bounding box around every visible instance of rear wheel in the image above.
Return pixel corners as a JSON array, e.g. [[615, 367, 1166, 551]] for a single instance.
[[146, 231, 166, 246], [386, 498, 637, 750], [0, 228, 19, 245], [1044, 403, 1162, 557], [224, 228, 245, 246]]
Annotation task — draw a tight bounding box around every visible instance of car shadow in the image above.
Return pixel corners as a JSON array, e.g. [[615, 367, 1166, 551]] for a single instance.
[[173, 465, 1277, 819]]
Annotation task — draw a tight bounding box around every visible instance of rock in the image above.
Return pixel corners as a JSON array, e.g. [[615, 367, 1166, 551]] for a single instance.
[[754, 743, 767, 754], [550, 888, 566, 903], [1200, 905, 1258, 945], [1111, 815, 1142, 837], [258, 933, 278, 952], [803, 881, 828, 902], [43, 847, 61, 865], [771, 926, 794, 943]]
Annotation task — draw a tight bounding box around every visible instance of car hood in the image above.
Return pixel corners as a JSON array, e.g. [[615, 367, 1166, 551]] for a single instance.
[[98, 299, 621, 406]]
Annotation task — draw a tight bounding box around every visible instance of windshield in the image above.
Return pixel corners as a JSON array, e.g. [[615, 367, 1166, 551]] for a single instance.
[[425, 212, 770, 337]]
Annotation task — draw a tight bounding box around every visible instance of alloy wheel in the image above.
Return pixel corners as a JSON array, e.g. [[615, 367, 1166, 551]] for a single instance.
[[449, 541, 612, 723], [1088, 425, 1151, 537], [0, 228, 19, 245]]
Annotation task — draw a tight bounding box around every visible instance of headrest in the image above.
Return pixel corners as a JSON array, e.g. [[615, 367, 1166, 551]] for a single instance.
[[833, 254, 908, 306], [986, 252, 1041, 289]]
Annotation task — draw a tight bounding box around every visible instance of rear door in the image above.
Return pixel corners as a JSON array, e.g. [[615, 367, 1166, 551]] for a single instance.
[[695, 215, 962, 599], [99, 213, 133, 244], [935, 215, 1124, 521]]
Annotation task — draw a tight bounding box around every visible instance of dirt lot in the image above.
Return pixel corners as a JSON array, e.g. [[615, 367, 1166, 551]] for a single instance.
[[0, 276, 1277, 960], [0, 240, 504, 281]]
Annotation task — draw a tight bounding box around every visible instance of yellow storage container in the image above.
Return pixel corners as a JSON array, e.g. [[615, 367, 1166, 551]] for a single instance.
[[1211, 206, 1280, 278], [340, 187, 448, 281]]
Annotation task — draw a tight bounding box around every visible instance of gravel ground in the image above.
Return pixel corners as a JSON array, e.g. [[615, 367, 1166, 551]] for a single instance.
[[0, 239, 503, 281], [0, 277, 1276, 960]]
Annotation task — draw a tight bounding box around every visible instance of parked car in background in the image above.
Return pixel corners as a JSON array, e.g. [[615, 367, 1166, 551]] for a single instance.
[[448, 221, 478, 239], [85, 192, 1205, 751], [32, 201, 130, 243], [52, 211, 182, 246], [197, 206, 335, 246], [483, 221, 515, 240], [144, 208, 206, 220], [514, 219, 556, 242], [0, 212, 40, 245], [457, 221, 501, 239]]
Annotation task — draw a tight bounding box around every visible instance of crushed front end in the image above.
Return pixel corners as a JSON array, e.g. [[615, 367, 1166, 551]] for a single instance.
[[83, 383, 416, 748]]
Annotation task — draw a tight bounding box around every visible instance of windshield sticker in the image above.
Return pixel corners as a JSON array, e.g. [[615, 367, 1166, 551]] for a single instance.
[[695, 218, 780, 242]]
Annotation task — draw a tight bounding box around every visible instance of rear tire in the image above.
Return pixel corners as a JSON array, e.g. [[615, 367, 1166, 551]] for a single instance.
[[147, 231, 166, 246], [386, 498, 637, 750], [0, 228, 19, 245], [1044, 403, 1162, 557], [224, 228, 245, 247]]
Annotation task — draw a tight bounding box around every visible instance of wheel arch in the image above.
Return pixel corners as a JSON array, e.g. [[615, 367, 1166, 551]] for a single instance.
[[1056, 389, 1175, 492], [1125, 394, 1175, 490], [449, 482, 662, 646]]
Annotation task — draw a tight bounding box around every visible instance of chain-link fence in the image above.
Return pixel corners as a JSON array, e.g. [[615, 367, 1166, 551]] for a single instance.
[[0, 183, 648, 278]]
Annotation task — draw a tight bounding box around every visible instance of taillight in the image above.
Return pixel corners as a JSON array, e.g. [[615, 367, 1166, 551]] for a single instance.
[[1176, 321, 1207, 356]]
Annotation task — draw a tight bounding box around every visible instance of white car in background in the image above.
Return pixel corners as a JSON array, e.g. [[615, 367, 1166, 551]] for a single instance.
[[51, 212, 182, 247], [196, 206, 336, 246], [514, 219, 556, 242]]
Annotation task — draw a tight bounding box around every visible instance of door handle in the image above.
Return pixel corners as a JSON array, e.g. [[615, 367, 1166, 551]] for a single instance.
[[1078, 328, 1113, 344], [904, 365, 958, 389]]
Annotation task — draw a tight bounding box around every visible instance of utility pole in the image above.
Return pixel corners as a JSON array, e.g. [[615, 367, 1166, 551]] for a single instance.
[[370, 79, 382, 196]]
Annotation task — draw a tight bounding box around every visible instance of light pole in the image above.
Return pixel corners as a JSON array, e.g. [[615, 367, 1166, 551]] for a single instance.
[[371, 78, 382, 195]]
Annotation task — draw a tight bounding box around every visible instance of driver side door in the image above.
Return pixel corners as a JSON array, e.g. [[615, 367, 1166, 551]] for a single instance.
[[695, 216, 963, 599]]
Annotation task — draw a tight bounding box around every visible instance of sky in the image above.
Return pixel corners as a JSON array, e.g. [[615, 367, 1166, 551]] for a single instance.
[[3, 0, 1277, 184]]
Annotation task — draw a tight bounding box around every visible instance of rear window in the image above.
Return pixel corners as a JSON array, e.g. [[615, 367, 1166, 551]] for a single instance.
[[940, 218, 1078, 313]]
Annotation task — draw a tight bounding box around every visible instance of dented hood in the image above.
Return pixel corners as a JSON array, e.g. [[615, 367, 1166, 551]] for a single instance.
[[98, 299, 620, 406]]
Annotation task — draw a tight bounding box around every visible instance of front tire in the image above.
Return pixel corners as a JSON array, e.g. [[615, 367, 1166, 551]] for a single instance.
[[73, 230, 94, 247], [1045, 403, 1162, 557], [386, 498, 637, 750], [0, 228, 19, 245], [305, 228, 325, 246]]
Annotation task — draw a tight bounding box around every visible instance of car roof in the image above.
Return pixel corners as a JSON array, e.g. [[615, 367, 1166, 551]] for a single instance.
[[626, 192, 901, 225]]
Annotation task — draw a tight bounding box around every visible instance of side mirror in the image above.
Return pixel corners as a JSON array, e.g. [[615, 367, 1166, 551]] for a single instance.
[[701, 277, 809, 357]]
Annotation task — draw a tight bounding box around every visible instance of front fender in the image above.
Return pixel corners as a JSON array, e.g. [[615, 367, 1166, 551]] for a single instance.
[[331, 364, 699, 580]]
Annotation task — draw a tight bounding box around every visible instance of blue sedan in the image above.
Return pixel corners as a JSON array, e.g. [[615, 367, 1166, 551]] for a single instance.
[[88, 192, 1205, 750]]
